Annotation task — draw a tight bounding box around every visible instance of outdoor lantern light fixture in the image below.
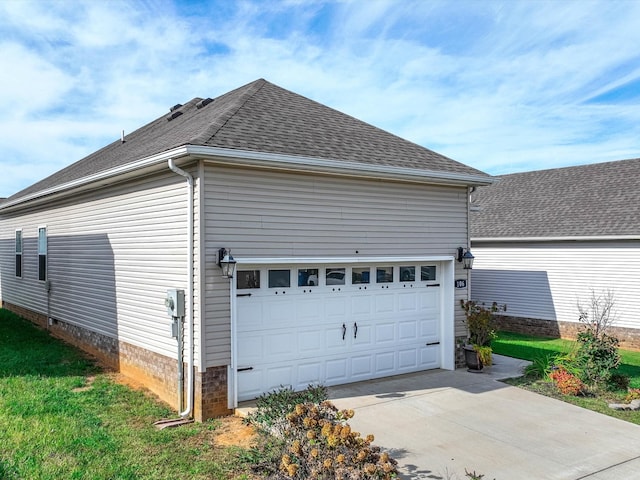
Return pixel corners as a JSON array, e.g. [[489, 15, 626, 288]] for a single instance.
[[457, 247, 475, 270], [217, 248, 237, 279]]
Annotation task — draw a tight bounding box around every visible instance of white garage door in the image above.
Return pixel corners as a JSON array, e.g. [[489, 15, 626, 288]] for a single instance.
[[235, 263, 442, 401]]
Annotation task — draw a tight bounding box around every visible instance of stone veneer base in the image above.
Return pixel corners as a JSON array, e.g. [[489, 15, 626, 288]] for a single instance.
[[2, 301, 232, 420]]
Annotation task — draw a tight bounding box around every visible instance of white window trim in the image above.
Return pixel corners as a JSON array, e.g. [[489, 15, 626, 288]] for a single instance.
[[37, 225, 47, 281], [15, 229, 23, 278]]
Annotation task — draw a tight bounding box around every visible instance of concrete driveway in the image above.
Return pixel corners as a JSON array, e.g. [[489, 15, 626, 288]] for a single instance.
[[328, 356, 640, 480]]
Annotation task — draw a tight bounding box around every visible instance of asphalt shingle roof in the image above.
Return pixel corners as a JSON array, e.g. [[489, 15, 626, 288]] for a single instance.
[[8, 79, 488, 202], [470, 158, 640, 238]]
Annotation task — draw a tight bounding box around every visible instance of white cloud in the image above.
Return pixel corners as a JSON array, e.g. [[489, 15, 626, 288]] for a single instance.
[[0, 0, 639, 197]]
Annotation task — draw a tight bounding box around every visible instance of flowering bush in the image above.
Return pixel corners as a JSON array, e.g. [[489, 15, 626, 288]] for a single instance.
[[625, 388, 640, 403], [549, 367, 585, 396], [279, 401, 398, 479]]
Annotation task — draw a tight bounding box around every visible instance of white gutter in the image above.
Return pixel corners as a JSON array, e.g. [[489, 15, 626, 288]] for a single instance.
[[231, 255, 454, 266], [185, 145, 493, 187], [472, 235, 640, 243], [167, 158, 195, 419]]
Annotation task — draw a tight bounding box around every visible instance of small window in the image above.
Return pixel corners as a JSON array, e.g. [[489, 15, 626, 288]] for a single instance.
[[237, 270, 260, 289], [298, 269, 319, 286], [376, 266, 393, 283], [399, 266, 415, 282], [268, 269, 290, 288], [352, 267, 370, 284], [421, 265, 437, 281], [326, 268, 345, 285], [15, 230, 22, 278], [38, 227, 47, 281]]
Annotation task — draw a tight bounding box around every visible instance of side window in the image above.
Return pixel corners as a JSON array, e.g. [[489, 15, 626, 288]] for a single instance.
[[38, 227, 47, 281], [15, 230, 22, 278], [268, 269, 290, 288], [237, 270, 260, 289], [420, 265, 437, 281]]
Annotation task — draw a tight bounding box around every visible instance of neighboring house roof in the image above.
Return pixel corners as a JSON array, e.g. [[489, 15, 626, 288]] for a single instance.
[[470, 158, 640, 239], [6, 78, 490, 205]]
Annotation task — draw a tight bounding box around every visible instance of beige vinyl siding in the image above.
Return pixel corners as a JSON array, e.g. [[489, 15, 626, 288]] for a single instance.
[[202, 164, 471, 367], [471, 241, 640, 330], [0, 170, 196, 360]]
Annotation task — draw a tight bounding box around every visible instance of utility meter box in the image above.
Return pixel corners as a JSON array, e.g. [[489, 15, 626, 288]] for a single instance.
[[165, 289, 185, 318]]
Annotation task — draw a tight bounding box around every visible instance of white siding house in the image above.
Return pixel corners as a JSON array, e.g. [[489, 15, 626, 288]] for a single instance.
[[470, 159, 640, 349], [1, 79, 491, 420]]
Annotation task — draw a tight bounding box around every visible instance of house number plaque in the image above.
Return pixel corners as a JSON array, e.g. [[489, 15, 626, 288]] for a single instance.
[[454, 279, 467, 289]]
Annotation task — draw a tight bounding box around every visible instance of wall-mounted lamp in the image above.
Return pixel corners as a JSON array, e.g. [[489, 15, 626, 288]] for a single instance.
[[217, 248, 237, 279], [457, 247, 475, 270]]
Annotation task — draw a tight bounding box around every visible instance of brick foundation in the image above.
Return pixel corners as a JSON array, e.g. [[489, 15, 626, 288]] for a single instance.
[[455, 335, 468, 369], [2, 301, 231, 421], [495, 315, 640, 351]]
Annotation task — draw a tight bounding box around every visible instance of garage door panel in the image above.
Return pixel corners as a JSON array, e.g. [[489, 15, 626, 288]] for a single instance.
[[351, 294, 372, 315], [374, 293, 395, 313], [298, 329, 325, 354], [375, 351, 395, 374], [296, 298, 324, 321], [375, 322, 395, 343], [326, 296, 347, 318], [398, 292, 418, 311], [266, 365, 294, 391], [325, 358, 348, 384], [237, 302, 263, 330], [421, 346, 439, 368], [266, 331, 297, 359], [297, 362, 322, 386], [398, 348, 418, 369], [237, 335, 264, 364], [351, 354, 374, 378], [420, 319, 439, 339]]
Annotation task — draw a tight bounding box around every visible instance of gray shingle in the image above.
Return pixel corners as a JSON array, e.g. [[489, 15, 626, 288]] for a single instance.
[[470, 158, 640, 238], [8, 79, 489, 202]]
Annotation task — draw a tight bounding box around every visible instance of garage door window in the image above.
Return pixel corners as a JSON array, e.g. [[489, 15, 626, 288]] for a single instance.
[[352, 267, 370, 284], [326, 268, 345, 285], [237, 270, 260, 289], [421, 266, 437, 281], [376, 266, 393, 283], [399, 266, 415, 282], [269, 269, 291, 288], [298, 269, 319, 286]]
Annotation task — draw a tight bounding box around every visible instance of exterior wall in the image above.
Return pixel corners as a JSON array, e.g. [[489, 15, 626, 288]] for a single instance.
[[202, 164, 472, 369], [0, 167, 207, 414], [471, 241, 640, 348]]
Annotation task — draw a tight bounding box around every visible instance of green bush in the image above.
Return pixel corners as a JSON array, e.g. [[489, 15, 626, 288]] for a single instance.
[[575, 330, 620, 387]]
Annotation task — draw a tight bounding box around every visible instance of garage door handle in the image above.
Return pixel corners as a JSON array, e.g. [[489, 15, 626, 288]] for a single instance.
[[342, 323, 346, 340], [354, 322, 358, 339], [238, 367, 253, 372], [236, 293, 252, 297]]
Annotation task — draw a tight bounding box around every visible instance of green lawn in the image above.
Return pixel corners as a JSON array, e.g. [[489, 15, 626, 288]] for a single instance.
[[493, 330, 640, 424], [0, 309, 257, 480]]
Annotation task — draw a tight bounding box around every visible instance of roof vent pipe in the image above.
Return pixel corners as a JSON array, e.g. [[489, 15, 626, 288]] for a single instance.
[[121, 130, 125, 144], [196, 98, 213, 109], [170, 103, 183, 112]]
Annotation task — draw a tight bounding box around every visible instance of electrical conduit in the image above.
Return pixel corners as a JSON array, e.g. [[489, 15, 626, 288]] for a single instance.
[[168, 159, 194, 418]]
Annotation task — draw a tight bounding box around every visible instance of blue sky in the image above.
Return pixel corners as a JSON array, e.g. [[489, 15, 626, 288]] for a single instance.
[[1, 0, 640, 198]]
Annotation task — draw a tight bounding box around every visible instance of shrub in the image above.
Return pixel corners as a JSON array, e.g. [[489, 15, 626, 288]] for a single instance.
[[574, 290, 621, 387], [608, 373, 630, 391], [246, 384, 328, 434], [549, 367, 585, 396], [625, 388, 640, 403], [279, 401, 398, 479]]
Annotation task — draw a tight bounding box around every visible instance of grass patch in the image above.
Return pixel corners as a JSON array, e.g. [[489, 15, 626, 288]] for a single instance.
[[494, 330, 640, 425], [0, 309, 259, 480]]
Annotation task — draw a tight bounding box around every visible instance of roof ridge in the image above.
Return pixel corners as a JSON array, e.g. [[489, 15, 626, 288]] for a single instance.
[[188, 78, 267, 145]]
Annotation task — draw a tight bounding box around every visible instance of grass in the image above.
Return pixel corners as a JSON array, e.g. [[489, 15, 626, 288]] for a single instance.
[[0, 309, 259, 480], [493, 330, 640, 425]]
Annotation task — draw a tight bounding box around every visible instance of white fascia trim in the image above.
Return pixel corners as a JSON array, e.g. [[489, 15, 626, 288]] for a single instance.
[[1, 146, 190, 210], [186, 145, 493, 187], [472, 235, 640, 243], [235, 255, 454, 265]]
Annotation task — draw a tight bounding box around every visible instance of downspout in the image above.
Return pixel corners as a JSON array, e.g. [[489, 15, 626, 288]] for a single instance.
[[168, 158, 194, 418]]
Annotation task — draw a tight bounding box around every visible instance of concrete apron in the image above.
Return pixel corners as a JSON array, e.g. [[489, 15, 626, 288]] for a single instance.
[[328, 355, 640, 480]]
